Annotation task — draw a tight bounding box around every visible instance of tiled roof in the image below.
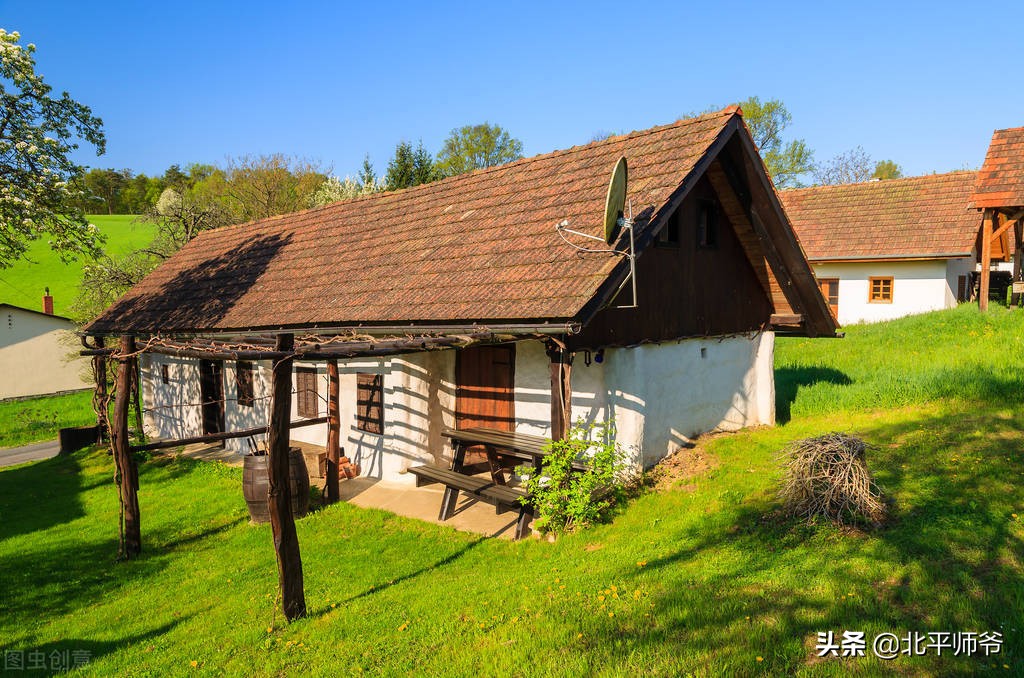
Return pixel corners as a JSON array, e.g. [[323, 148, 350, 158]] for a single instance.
[[780, 172, 981, 261], [972, 126, 1024, 208], [88, 109, 743, 334]]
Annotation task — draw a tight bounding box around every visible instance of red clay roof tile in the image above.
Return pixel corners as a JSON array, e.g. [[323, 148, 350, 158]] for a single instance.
[[87, 109, 739, 334], [780, 172, 981, 261], [972, 127, 1024, 208]]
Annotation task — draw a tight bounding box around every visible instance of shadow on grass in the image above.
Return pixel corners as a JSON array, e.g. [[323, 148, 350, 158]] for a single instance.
[[341, 536, 487, 605], [775, 365, 852, 424], [0, 453, 85, 542], [591, 404, 1024, 675], [0, 618, 190, 676]]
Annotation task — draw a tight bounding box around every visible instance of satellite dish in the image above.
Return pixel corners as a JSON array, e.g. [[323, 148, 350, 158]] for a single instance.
[[603, 157, 628, 244]]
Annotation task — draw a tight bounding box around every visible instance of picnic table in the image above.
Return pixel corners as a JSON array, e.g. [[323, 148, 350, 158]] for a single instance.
[[408, 427, 562, 540]]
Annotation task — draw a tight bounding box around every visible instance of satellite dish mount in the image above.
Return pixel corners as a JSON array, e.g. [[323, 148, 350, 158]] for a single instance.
[[555, 156, 637, 309]]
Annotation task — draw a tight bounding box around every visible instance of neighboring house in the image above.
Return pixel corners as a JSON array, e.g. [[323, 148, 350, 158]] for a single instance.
[[84, 107, 836, 482], [1, 296, 90, 400], [780, 172, 1001, 325]]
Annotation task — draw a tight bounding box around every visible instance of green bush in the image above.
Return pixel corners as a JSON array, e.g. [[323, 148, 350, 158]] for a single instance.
[[520, 421, 630, 534]]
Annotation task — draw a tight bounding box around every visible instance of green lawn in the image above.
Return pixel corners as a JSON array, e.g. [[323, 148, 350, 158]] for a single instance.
[[0, 391, 96, 449], [0, 305, 1021, 675], [0, 215, 156, 316]]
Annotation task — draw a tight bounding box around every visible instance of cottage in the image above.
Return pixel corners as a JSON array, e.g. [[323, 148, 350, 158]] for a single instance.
[[779, 172, 997, 325], [1, 294, 90, 400], [84, 107, 836, 485]]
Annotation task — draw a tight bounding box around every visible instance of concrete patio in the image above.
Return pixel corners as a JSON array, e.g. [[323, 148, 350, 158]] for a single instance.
[[172, 442, 529, 539]]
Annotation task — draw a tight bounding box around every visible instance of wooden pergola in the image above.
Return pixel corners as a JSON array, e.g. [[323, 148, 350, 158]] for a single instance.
[[973, 126, 1024, 311], [977, 207, 1024, 311], [81, 328, 574, 620]]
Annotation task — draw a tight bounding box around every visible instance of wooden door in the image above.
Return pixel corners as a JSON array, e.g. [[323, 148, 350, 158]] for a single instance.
[[199, 359, 225, 436], [818, 278, 839, 320], [456, 345, 516, 462]]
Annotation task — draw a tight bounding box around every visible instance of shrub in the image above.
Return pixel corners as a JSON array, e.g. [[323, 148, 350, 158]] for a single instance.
[[778, 433, 887, 527], [519, 422, 631, 535]]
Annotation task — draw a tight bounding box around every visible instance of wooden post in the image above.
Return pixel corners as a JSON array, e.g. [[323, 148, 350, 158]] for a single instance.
[[113, 335, 141, 558], [1013, 220, 1023, 308], [266, 333, 306, 621], [325, 359, 341, 504], [546, 343, 573, 441], [980, 209, 993, 312], [93, 336, 108, 442]]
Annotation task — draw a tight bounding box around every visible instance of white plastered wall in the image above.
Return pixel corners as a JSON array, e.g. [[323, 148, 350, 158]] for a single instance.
[[513, 334, 775, 469], [813, 259, 965, 325], [140, 354, 204, 441], [0, 308, 90, 400]]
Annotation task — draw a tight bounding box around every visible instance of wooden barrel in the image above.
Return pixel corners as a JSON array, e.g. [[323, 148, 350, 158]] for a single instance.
[[243, 448, 310, 523]]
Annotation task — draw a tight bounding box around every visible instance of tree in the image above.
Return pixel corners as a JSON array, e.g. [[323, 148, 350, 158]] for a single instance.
[[81, 168, 128, 214], [738, 97, 813, 189], [0, 29, 106, 267], [215, 154, 327, 222], [384, 141, 416, 191], [872, 159, 903, 180], [813, 146, 874, 185], [358, 154, 376, 188], [435, 123, 523, 178], [412, 141, 435, 186]]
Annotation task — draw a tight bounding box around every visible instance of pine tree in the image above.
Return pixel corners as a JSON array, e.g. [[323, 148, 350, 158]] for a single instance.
[[358, 154, 376, 190], [384, 141, 416, 191], [412, 141, 435, 186]]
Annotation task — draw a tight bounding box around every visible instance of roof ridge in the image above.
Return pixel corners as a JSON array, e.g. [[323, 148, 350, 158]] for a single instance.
[[782, 170, 978, 195]]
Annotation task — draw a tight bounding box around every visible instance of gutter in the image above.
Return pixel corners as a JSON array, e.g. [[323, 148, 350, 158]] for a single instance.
[[809, 252, 972, 263]]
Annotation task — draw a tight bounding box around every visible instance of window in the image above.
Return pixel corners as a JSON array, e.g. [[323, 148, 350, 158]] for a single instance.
[[356, 373, 384, 434], [818, 278, 839, 317], [236, 361, 254, 407], [696, 200, 717, 249], [957, 275, 970, 302], [656, 213, 680, 247], [295, 367, 319, 418], [869, 277, 893, 303], [160, 364, 169, 385]]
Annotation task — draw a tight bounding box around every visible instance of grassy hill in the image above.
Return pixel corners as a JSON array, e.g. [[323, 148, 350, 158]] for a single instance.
[[0, 215, 156, 317], [1, 306, 1021, 675]]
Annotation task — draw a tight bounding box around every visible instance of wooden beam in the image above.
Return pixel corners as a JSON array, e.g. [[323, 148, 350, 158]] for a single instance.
[[266, 333, 306, 621], [113, 335, 142, 558], [991, 211, 1018, 242], [325, 359, 341, 504], [1014, 220, 1024, 307], [769, 313, 804, 326], [130, 417, 329, 452], [980, 209, 994, 312], [93, 336, 108, 442], [546, 343, 573, 441]]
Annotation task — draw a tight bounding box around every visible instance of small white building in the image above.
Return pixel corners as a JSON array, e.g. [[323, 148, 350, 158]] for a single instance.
[[1, 298, 91, 400], [781, 172, 1000, 325], [87, 107, 837, 483]]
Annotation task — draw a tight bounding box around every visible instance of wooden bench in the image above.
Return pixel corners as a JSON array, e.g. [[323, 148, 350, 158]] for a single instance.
[[408, 463, 533, 540]]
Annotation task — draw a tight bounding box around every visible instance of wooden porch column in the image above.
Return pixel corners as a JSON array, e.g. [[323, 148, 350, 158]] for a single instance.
[[267, 333, 306, 621], [1013, 220, 1023, 308], [325, 359, 341, 504], [546, 343, 573, 441], [113, 335, 141, 558], [980, 209, 993, 312], [93, 335, 108, 441]]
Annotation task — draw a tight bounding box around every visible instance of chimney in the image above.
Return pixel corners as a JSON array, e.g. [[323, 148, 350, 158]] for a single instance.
[[43, 287, 54, 315]]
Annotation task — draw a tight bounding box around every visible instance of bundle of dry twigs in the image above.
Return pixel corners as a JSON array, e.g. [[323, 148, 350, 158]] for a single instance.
[[778, 433, 887, 526]]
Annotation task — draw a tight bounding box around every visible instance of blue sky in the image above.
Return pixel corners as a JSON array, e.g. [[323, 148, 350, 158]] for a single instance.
[[4, 0, 1022, 180]]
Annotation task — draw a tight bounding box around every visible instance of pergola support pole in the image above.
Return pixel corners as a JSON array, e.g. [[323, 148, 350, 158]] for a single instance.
[[980, 209, 993, 311], [546, 342, 573, 441], [113, 335, 142, 558], [266, 333, 306, 621], [1014, 220, 1024, 308], [325, 359, 341, 504], [93, 336, 108, 442]]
